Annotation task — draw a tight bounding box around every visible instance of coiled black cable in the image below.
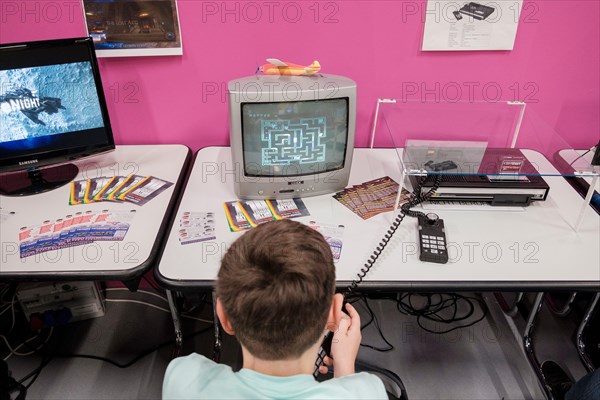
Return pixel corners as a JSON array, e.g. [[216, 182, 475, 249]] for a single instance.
[[345, 211, 407, 295], [316, 174, 442, 380], [345, 175, 442, 296], [400, 175, 443, 218], [396, 293, 488, 334]]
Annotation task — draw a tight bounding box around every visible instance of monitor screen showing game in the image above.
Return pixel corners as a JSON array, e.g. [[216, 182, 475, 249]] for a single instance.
[[0, 38, 114, 174], [241, 98, 349, 177], [0, 38, 114, 195], [228, 74, 356, 199]]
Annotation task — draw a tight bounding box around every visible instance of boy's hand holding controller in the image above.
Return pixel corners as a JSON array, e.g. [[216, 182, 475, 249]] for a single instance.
[[320, 295, 361, 378]]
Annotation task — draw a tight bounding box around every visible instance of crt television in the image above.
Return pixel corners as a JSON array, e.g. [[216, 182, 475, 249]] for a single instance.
[[228, 74, 356, 199], [0, 37, 115, 196]]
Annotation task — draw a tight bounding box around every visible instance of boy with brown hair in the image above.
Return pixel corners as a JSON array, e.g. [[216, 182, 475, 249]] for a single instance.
[[163, 219, 387, 399]]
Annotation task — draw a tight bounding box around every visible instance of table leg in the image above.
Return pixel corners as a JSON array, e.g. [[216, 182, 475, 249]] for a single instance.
[[166, 290, 183, 354], [523, 292, 553, 400], [494, 292, 523, 317], [122, 276, 141, 292], [576, 292, 600, 373], [212, 291, 222, 363], [546, 292, 577, 317]]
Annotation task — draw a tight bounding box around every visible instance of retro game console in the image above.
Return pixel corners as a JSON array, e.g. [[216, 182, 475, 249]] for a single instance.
[[459, 2, 496, 20], [407, 148, 550, 206]]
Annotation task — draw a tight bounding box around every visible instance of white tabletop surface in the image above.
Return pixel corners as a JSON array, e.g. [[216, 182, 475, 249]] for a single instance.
[[0, 144, 189, 279], [557, 149, 600, 187], [157, 147, 600, 290]]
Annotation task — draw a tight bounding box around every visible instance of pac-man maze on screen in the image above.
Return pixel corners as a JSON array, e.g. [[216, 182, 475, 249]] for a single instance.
[[260, 117, 327, 165]]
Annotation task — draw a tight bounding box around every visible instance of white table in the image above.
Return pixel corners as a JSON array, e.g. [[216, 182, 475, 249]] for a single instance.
[[157, 147, 600, 291], [0, 145, 190, 290]]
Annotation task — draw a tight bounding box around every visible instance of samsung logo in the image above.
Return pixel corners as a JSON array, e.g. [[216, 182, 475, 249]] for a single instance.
[[19, 159, 38, 165]]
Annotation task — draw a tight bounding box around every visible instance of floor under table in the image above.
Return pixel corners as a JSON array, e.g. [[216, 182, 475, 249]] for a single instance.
[[3, 289, 592, 400]]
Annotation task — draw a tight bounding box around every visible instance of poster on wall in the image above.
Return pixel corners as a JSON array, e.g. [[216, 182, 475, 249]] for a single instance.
[[422, 0, 523, 51], [81, 0, 183, 57]]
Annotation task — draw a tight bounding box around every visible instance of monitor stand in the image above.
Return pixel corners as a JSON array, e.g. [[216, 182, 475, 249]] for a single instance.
[[0, 163, 79, 196]]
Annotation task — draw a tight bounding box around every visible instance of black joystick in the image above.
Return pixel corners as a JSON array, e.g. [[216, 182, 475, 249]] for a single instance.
[[418, 213, 448, 264], [425, 213, 439, 225]]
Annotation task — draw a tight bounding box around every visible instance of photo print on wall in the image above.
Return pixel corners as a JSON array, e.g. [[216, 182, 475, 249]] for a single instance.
[[82, 0, 183, 57]]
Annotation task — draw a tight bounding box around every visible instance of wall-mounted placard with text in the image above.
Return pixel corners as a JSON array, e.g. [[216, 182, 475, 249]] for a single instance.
[[422, 0, 523, 51]]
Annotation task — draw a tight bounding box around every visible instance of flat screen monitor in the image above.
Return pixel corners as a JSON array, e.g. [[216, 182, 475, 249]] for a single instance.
[[228, 74, 356, 199], [0, 37, 115, 196]]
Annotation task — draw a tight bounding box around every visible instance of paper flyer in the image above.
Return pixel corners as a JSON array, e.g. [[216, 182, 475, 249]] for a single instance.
[[82, 0, 183, 57], [69, 175, 172, 206], [223, 202, 253, 232], [123, 177, 173, 205], [178, 212, 216, 245], [18, 210, 136, 258], [307, 221, 345, 262], [69, 179, 89, 205], [265, 199, 310, 219], [105, 175, 134, 201], [334, 176, 410, 220], [115, 175, 151, 201], [223, 199, 310, 232], [422, 0, 523, 51], [87, 210, 136, 241], [238, 200, 276, 227], [86, 176, 115, 203]]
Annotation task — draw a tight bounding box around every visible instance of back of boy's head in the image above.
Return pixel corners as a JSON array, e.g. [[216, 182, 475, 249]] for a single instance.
[[217, 219, 335, 360]]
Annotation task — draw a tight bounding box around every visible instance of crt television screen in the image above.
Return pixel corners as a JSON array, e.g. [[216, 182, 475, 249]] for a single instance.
[[0, 40, 112, 167], [241, 98, 349, 177]]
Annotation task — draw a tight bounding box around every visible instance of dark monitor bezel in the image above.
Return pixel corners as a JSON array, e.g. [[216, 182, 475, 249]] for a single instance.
[[240, 97, 350, 178], [0, 37, 115, 173]]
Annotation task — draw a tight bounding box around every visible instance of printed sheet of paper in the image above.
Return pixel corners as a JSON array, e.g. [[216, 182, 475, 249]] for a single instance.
[[123, 177, 173, 205], [18, 210, 136, 258], [82, 0, 183, 57], [239, 200, 276, 227], [69, 175, 172, 206], [333, 177, 410, 220], [178, 212, 216, 245], [70, 179, 89, 205], [223, 201, 253, 232], [422, 0, 523, 51], [265, 199, 310, 219], [223, 199, 310, 231], [86, 177, 115, 203], [307, 221, 345, 263]]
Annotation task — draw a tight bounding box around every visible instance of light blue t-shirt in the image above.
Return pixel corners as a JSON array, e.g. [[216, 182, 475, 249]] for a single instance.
[[162, 353, 388, 399]]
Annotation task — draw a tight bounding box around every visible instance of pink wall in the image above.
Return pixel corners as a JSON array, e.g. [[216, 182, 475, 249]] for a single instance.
[[1, 0, 598, 151]]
